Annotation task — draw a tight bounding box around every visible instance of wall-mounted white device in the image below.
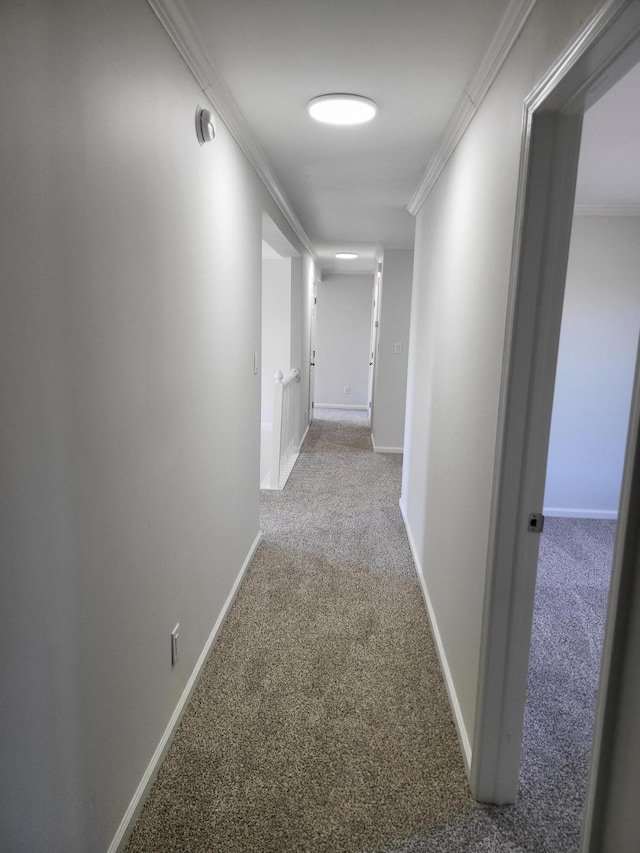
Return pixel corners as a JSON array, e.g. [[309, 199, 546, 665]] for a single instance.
[[196, 106, 216, 145], [171, 623, 180, 666]]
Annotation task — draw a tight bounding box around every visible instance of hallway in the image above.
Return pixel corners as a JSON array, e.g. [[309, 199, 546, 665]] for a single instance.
[[125, 409, 474, 851], [124, 411, 609, 852]]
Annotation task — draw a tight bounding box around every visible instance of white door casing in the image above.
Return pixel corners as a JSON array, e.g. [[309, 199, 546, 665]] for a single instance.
[[471, 3, 640, 845], [308, 280, 318, 424]]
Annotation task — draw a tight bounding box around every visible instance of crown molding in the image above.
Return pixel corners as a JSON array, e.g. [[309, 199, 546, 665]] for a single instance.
[[147, 0, 318, 266], [408, 0, 538, 216], [381, 242, 415, 251], [321, 270, 377, 278], [574, 203, 640, 216]]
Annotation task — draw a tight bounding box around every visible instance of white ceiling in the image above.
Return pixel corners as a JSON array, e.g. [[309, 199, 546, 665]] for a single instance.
[[177, 0, 512, 271], [164, 1, 639, 272]]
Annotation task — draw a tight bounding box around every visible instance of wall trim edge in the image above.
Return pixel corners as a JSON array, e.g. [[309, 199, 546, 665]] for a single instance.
[[543, 506, 618, 520], [399, 498, 473, 771], [371, 437, 403, 454], [146, 0, 317, 264], [108, 529, 263, 853], [297, 423, 310, 451], [407, 0, 537, 215], [574, 204, 640, 216]]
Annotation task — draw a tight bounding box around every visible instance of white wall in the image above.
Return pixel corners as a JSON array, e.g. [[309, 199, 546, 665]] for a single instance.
[[371, 249, 414, 452], [544, 216, 640, 519], [315, 274, 374, 408], [290, 255, 313, 443], [401, 0, 604, 762], [260, 258, 291, 484], [261, 258, 292, 425], [0, 3, 317, 850]]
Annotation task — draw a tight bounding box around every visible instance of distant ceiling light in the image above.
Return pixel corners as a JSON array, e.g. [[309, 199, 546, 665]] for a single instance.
[[308, 94, 377, 125], [336, 252, 358, 259], [196, 106, 216, 145]]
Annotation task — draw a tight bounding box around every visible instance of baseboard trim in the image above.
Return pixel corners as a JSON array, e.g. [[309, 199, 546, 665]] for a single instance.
[[371, 436, 403, 454], [297, 423, 310, 450], [399, 497, 473, 772], [261, 425, 310, 489], [108, 529, 263, 853], [315, 403, 369, 411], [543, 506, 618, 520]]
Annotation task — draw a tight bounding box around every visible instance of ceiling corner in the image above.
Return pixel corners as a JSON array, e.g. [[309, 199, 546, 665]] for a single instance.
[[147, 0, 318, 263]]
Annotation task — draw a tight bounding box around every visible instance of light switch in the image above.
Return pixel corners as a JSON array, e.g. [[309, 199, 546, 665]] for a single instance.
[[394, 342, 402, 354]]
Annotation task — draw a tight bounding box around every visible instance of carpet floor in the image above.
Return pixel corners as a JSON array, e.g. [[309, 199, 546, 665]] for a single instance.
[[125, 409, 613, 852]]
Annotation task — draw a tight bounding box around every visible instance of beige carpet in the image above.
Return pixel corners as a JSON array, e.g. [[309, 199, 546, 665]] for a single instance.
[[125, 408, 475, 852]]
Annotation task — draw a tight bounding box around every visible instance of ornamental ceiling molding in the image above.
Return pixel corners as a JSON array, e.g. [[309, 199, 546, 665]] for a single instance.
[[407, 0, 538, 215], [148, 0, 317, 264]]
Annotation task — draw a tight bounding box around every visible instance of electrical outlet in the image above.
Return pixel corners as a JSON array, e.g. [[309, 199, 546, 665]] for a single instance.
[[171, 623, 180, 667], [344, 385, 350, 394]]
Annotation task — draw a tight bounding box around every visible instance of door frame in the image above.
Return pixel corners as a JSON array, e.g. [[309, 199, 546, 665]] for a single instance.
[[308, 279, 318, 425], [471, 0, 640, 829], [368, 263, 382, 421]]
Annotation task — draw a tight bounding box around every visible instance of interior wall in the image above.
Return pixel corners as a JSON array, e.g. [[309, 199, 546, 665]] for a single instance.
[[544, 215, 640, 518], [0, 2, 317, 850], [371, 248, 414, 452], [261, 258, 292, 426], [400, 0, 603, 761], [261, 258, 291, 484], [315, 274, 374, 408]]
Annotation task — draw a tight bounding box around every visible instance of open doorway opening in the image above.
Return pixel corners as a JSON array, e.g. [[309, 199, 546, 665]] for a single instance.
[[308, 279, 317, 426], [521, 65, 640, 837], [368, 263, 381, 424], [471, 9, 640, 848], [260, 240, 291, 486], [260, 215, 301, 489], [314, 274, 374, 413], [523, 58, 640, 833]]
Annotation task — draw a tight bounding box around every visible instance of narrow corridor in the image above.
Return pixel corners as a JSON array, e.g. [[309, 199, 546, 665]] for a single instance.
[[125, 411, 610, 852], [125, 409, 473, 851]]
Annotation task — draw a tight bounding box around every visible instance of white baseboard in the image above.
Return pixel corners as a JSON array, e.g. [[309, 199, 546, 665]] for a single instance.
[[109, 529, 263, 853], [297, 424, 309, 450], [371, 436, 403, 454], [398, 497, 473, 772], [314, 403, 369, 411], [261, 426, 309, 489], [543, 506, 618, 520]]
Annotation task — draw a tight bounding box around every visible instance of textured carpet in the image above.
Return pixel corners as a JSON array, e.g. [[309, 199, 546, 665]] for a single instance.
[[384, 517, 614, 853], [125, 408, 475, 853], [125, 410, 614, 852]]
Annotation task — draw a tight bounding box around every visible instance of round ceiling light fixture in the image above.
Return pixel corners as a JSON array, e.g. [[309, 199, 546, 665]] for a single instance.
[[308, 94, 377, 125], [335, 252, 359, 259]]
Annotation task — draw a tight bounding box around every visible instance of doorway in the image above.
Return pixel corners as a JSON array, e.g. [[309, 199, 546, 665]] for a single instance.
[[368, 263, 382, 423], [523, 63, 640, 828], [308, 280, 318, 426], [260, 215, 300, 488], [471, 4, 640, 848]]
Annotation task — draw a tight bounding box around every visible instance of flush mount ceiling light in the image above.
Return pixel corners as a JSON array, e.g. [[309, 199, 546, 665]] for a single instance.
[[195, 106, 216, 145], [335, 252, 359, 259], [308, 94, 377, 125]]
